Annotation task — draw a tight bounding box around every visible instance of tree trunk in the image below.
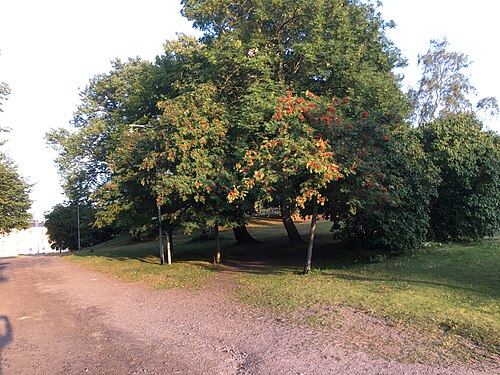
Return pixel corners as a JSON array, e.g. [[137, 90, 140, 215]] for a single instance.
[[280, 200, 305, 243], [214, 225, 221, 264], [168, 225, 174, 257], [303, 197, 318, 275], [158, 206, 165, 265], [165, 224, 173, 265], [232, 224, 258, 245]]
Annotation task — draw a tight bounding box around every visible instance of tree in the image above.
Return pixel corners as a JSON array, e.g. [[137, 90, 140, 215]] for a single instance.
[[153, 85, 241, 263], [410, 38, 499, 126], [233, 92, 342, 273], [181, 0, 407, 114], [181, 0, 409, 242], [46, 58, 163, 202], [420, 113, 500, 241], [0, 153, 32, 234], [0, 59, 32, 234], [44, 202, 115, 251], [325, 112, 437, 252], [46, 57, 180, 245]]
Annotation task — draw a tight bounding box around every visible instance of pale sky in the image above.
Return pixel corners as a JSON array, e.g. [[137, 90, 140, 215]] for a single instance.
[[0, 0, 498, 220]]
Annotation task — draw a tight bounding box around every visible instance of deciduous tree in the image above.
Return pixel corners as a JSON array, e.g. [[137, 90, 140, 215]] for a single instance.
[[233, 91, 342, 273], [44, 202, 115, 251], [0, 153, 32, 234], [420, 113, 500, 241], [409, 38, 499, 126]]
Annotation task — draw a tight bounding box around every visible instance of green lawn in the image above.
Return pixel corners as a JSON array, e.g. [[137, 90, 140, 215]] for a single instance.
[[63, 220, 500, 357]]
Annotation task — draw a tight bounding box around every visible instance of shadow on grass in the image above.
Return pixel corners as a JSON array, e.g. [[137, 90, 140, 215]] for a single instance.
[[314, 239, 500, 300], [327, 273, 494, 297], [66, 227, 500, 301]]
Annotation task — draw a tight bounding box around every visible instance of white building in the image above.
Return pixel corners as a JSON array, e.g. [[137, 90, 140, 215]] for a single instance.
[[0, 222, 56, 257]]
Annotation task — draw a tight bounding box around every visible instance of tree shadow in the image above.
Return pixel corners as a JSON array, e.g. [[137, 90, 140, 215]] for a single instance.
[[328, 273, 490, 296], [0, 259, 11, 284], [0, 315, 13, 375]]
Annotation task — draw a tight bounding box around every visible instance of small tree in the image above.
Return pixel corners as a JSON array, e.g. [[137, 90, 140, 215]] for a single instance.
[[44, 202, 115, 251], [233, 92, 342, 273], [153, 84, 237, 264]]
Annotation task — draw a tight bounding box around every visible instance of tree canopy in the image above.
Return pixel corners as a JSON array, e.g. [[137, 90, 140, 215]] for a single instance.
[[0, 153, 32, 234], [0, 56, 32, 234], [409, 38, 499, 126], [46, 2, 500, 268]]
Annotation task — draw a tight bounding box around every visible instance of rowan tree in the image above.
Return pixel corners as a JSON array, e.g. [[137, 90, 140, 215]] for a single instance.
[[232, 91, 342, 273], [146, 85, 239, 263]]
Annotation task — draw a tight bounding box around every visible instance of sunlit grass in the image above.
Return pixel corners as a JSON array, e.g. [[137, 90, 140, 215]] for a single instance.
[[236, 236, 500, 356], [62, 220, 499, 356], [64, 233, 222, 290]]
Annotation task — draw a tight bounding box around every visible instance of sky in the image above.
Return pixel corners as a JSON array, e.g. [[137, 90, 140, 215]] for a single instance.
[[0, 0, 499, 221]]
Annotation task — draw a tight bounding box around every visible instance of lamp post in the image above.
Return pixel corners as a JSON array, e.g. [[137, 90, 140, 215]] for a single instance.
[[129, 124, 168, 265], [77, 200, 81, 251]]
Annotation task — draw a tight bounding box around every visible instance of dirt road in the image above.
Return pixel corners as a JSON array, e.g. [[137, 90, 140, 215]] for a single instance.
[[0, 256, 498, 374]]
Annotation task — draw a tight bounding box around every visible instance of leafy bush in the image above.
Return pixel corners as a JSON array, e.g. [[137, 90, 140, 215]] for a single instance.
[[421, 113, 500, 241]]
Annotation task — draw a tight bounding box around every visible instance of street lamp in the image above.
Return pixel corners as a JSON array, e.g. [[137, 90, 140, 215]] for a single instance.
[[129, 124, 169, 265], [77, 201, 81, 251]]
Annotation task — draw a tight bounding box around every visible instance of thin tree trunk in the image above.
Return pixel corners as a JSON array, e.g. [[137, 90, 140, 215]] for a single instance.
[[281, 200, 305, 243], [166, 224, 173, 265], [232, 224, 258, 244], [214, 225, 221, 264], [158, 206, 165, 265], [303, 196, 318, 275], [167, 224, 174, 259]]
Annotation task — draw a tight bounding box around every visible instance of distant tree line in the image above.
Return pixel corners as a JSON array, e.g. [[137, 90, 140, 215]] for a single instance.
[[45, 1, 499, 271]]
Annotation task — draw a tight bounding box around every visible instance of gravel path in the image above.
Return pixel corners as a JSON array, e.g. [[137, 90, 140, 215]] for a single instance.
[[0, 256, 498, 374]]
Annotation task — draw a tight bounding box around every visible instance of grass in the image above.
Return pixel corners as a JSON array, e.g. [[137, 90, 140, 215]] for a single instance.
[[237, 237, 500, 356], [64, 234, 222, 290], [62, 219, 500, 357]]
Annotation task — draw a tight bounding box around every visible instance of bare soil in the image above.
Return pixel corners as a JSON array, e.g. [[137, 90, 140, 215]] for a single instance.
[[0, 256, 498, 374]]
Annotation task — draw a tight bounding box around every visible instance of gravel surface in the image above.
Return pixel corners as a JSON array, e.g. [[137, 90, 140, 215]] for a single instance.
[[0, 256, 498, 374]]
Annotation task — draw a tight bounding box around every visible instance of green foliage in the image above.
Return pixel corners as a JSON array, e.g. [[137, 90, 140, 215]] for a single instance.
[[0, 153, 32, 234], [46, 58, 163, 202], [92, 124, 161, 238], [233, 91, 341, 211], [410, 38, 499, 126], [326, 112, 437, 251], [44, 202, 116, 250], [0, 55, 32, 234], [182, 0, 408, 116], [421, 113, 500, 241], [153, 85, 237, 230]]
